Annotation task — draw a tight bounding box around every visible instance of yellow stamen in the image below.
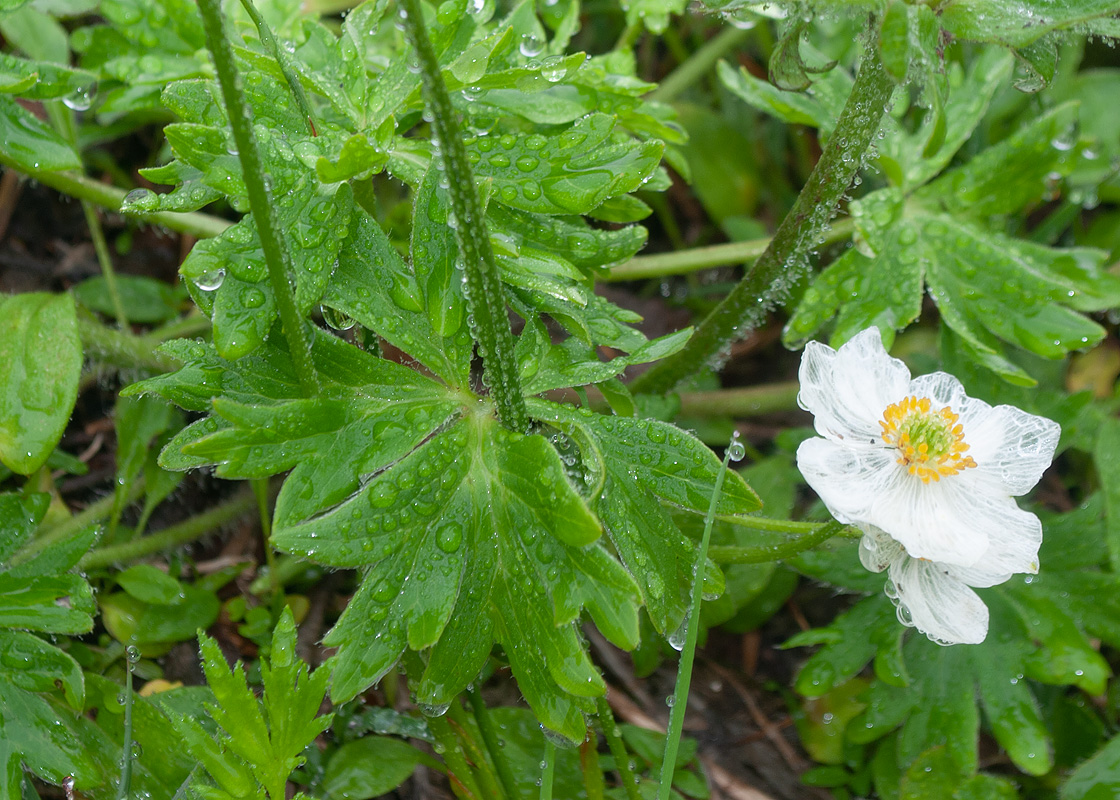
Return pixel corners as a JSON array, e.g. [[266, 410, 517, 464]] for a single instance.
[[879, 395, 977, 483]]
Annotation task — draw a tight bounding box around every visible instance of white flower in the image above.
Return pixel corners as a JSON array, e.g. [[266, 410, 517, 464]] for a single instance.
[[795, 327, 1060, 645]]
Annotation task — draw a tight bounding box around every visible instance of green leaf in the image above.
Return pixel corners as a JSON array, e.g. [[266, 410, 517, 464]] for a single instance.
[[0, 95, 80, 172], [179, 608, 331, 800], [323, 209, 474, 386], [139, 331, 460, 526], [876, 49, 1013, 191], [534, 400, 758, 635], [790, 496, 1114, 779], [322, 737, 425, 800], [0, 682, 107, 790], [72, 275, 187, 324], [1063, 734, 1120, 800], [180, 182, 353, 359], [273, 409, 641, 741], [0, 630, 83, 709], [620, 0, 685, 34], [918, 103, 1080, 217], [98, 584, 218, 645], [0, 293, 82, 475], [115, 564, 186, 606], [0, 491, 47, 567], [466, 114, 663, 216], [940, 0, 1120, 47], [784, 105, 1120, 378], [898, 747, 1017, 800], [0, 51, 96, 100], [1095, 417, 1120, 570], [0, 573, 94, 634]]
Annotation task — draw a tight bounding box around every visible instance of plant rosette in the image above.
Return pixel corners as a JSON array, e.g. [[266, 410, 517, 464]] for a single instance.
[[795, 326, 1060, 645]]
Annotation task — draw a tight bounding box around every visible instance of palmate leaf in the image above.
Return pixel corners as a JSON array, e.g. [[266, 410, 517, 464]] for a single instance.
[[784, 103, 1120, 383], [172, 608, 331, 800], [532, 399, 761, 635], [465, 113, 663, 217], [787, 497, 1115, 784], [125, 328, 462, 527], [273, 407, 643, 740]]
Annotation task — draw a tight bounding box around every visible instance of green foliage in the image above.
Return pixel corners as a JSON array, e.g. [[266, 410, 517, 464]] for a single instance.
[[0, 292, 82, 474], [172, 608, 332, 800], [2, 0, 1120, 794], [787, 497, 1117, 796]]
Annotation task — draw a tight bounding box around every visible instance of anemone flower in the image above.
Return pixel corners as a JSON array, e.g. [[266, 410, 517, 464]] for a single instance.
[[795, 327, 1060, 644]]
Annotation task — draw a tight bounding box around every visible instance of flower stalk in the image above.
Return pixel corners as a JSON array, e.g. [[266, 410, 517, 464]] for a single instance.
[[196, 0, 321, 397], [632, 33, 893, 395], [397, 0, 528, 433]]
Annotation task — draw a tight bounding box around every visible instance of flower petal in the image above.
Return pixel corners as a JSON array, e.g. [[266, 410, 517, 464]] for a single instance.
[[965, 405, 1061, 497], [858, 525, 904, 573], [887, 556, 989, 645], [796, 437, 901, 526], [799, 439, 992, 567], [907, 373, 1060, 496], [798, 327, 911, 444]]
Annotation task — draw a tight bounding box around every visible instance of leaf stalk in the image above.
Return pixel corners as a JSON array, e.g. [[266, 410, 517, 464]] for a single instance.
[[397, 0, 529, 433], [196, 0, 321, 397], [632, 33, 893, 394]]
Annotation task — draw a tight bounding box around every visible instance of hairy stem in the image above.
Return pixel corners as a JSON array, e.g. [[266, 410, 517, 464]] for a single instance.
[[648, 25, 753, 104], [80, 490, 256, 569], [77, 314, 184, 373], [0, 166, 229, 238], [466, 688, 516, 800], [678, 381, 800, 417], [709, 519, 848, 564], [596, 696, 642, 800], [237, 0, 318, 135], [397, 0, 528, 433], [11, 480, 146, 566], [196, 0, 320, 397], [604, 218, 853, 281], [632, 37, 892, 394]]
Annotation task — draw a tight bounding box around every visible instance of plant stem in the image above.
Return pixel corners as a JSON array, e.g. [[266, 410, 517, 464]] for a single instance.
[[49, 102, 132, 331], [596, 696, 642, 800], [12, 480, 147, 566], [632, 37, 893, 395], [649, 25, 752, 104], [427, 713, 483, 800], [466, 688, 517, 800], [605, 218, 854, 281], [540, 739, 556, 800], [116, 645, 139, 800], [0, 166, 229, 239], [580, 730, 606, 800], [678, 381, 800, 417], [80, 490, 256, 569], [196, 0, 320, 397], [77, 314, 184, 373], [709, 519, 848, 564], [398, 0, 528, 433], [447, 700, 507, 800], [236, 0, 318, 135], [658, 445, 731, 800]]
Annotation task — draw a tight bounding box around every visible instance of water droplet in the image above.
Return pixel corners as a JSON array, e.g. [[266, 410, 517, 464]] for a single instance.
[[519, 33, 544, 58], [728, 432, 746, 462], [62, 82, 97, 111], [194, 268, 226, 291], [321, 305, 356, 330]]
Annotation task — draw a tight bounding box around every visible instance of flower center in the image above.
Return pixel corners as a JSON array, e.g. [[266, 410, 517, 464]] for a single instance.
[[879, 396, 977, 483]]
